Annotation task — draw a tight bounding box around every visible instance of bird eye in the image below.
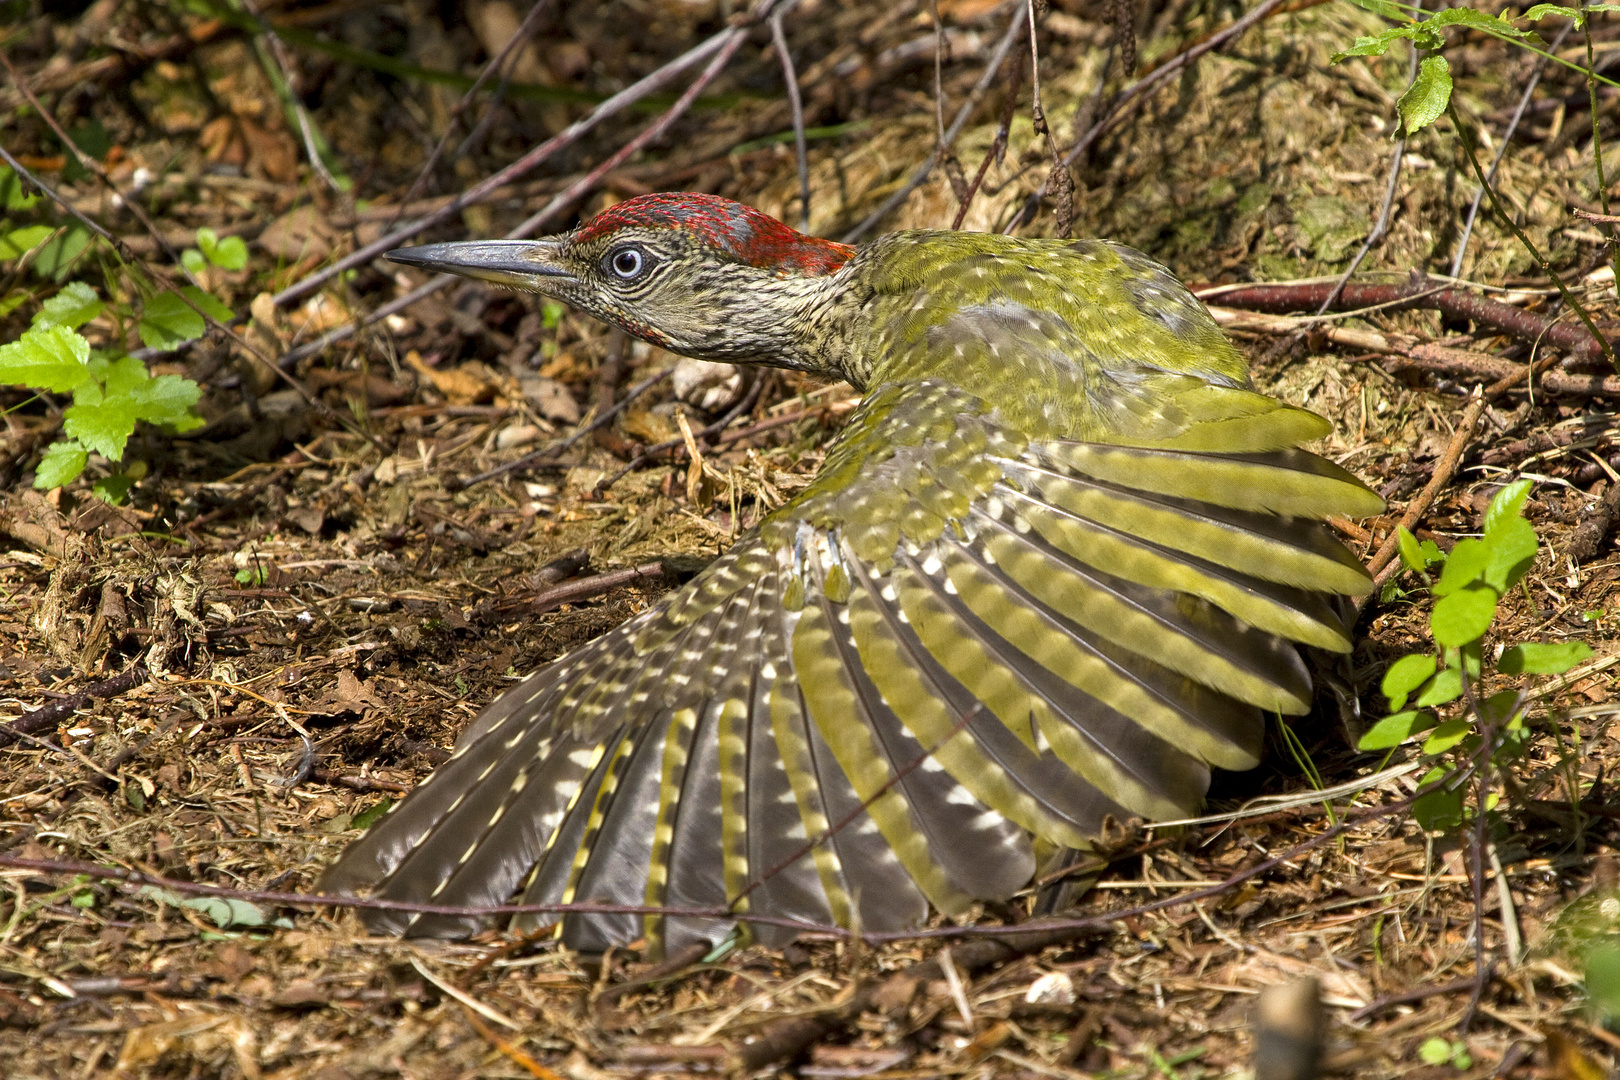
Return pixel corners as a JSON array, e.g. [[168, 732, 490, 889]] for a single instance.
[[607, 246, 647, 281]]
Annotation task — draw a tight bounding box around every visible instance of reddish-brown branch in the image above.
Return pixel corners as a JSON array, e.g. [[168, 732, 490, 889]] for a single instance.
[[1202, 280, 1612, 363]]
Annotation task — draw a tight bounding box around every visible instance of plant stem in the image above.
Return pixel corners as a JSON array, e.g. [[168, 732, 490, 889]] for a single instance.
[[1447, 100, 1615, 368], [1583, 0, 1619, 300]]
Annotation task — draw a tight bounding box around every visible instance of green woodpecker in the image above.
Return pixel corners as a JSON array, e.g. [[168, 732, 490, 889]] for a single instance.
[[321, 192, 1382, 954]]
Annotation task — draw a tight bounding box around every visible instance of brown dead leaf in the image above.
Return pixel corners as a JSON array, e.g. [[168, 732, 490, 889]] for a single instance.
[[260, 205, 334, 264], [239, 116, 299, 183], [406, 349, 499, 405]]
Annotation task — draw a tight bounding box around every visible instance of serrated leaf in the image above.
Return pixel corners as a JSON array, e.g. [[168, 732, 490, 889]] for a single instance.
[[33, 281, 103, 331], [0, 224, 53, 259], [65, 356, 203, 460], [33, 439, 87, 489], [1414, 664, 1463, 708], [1382, 654, 1437, 710], [1358, 709, 1429, 750], [1397, 56, 1452, 137], [1483, 478, 1534, 534], [1432, 585, 1498, 647], [1433, 537, 1488, 596], [1425, 7, 1541, 41], [1422, 716, 1471, 754], [0, 323, 93, 392], [138, 292, 205, 350], [1483, 515, 1538, 591], [1499, 641, 1595, 675]]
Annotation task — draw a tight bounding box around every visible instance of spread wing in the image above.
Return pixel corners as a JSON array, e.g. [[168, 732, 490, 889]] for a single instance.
[[319, 374, 1380, 955]]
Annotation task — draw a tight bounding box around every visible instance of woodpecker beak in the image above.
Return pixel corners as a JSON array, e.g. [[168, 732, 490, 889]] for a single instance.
[[387, 240, 573, 290]]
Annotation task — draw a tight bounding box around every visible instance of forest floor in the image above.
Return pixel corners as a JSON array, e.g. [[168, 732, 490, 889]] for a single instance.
[[1, 0, 1619, 1076]]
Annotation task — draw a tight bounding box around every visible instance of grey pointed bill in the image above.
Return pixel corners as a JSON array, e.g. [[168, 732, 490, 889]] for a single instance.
[[387, 240, 571, 290]]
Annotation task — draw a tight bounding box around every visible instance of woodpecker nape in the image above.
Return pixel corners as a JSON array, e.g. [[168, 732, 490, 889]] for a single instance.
[[320, 192, 1382, 955]]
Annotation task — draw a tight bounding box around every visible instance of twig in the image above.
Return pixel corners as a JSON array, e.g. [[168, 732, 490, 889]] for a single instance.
[[451, 367, 671, 492], [0, 666, 150, 748], [770, 9, 812, 232], [842, 2, 1025, 242], [273, 0, 795, 310], [1448, 98, 1615, 367], [397, 0, 560, 215], [524, 562, 669, 615], [591, 375, 765, 496], [1203, 278, 1610, 361], [1451, 21, 1574, 278]]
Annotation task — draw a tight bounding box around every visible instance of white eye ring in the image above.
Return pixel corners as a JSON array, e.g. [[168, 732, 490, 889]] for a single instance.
[[609, 247, 644, 280]]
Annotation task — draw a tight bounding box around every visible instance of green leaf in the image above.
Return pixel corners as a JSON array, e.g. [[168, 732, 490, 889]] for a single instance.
[[1414, 786, 1464, 833], [32, 223, 92, 280], [1344, 0, 1411, 20], [138, 292, 205, 350], [1383, 654, 1437, 710], [94, 471, 134, 504], [181, 284, 233, 322], [1483, 478, 1533, 533], [136, 885, 279, 929], [197, 227, 248, 271], [352, 798, 392, 830], [1586, 943, 1620, 1023], [1499, 641, 1595, 675], [1397, 526, 1426, 575], [1358, 709, 1429, 750], [33, 439, 87, 489], [0, 323, 93, 392], [1521, 3, 1579, 21], [65, 355, 203, 460], [1483, 515, 1538, 592], [182, 248, 207, 276], [0, 166, 41, 212], [1432, 538, 1487, 596], [0, 224, 53, 259], [1432, 585, 1497, 646], [33, 281, 104, 331], [1414, 664, 1463, 708], [1422, 716, 1471, 755], [1396, 56, 1452, 137]]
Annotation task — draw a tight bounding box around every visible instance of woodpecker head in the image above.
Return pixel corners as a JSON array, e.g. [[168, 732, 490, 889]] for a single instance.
[[389, 193, 855, 370]]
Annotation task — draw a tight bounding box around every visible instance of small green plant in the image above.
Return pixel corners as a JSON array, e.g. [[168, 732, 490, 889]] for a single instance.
[[1359, 481, 1593, 830], [0, 188, 238, 501], [1418, 1036, 1473, 1070]]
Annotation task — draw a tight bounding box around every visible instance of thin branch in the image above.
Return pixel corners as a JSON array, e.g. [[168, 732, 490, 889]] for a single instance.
[[1450, 20, 1573, 279], [770, 9, 812, 231], [401, 0, 560, 215], [1448, 98, 1615, 367], [271, 10, 762, 309], [842, 1, 1025, 242]]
